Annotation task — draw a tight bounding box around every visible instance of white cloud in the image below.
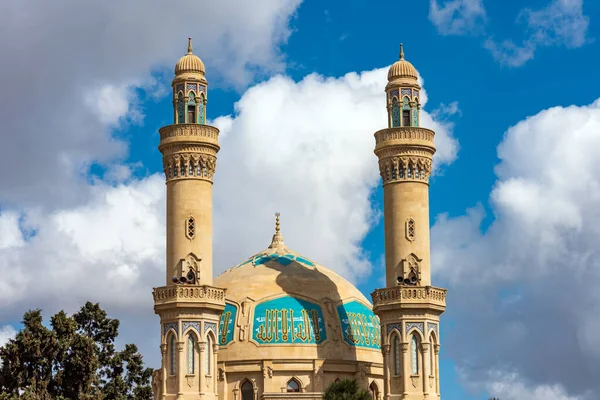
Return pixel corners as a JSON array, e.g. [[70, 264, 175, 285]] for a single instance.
[[429, 0, 486, 36], [0, 0, 302, 208], [431, 98, 600, 398], [0, 65, 459, 369], [485, 0, 590, 67], [0, 325, 17, 348]]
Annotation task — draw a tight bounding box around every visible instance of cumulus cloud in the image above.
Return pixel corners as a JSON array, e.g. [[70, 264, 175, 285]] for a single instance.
[[485, 0, 590, 67], [0, 0, 301, 208], [429, 0, 486, 36], [431, 98, 600, 398], [0, 65, 459, 368]]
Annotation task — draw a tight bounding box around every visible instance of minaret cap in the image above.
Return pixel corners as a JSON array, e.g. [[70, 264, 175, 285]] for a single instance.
[[388, 43, 418, 81], [174, 37, 206, 76], [268, 212, 285, 249]]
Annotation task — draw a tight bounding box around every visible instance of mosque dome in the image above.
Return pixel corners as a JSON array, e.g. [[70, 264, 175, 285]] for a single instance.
[[387, 44, 418, 81], [214, 216, 382, 370], [174, 38, 205, 76]]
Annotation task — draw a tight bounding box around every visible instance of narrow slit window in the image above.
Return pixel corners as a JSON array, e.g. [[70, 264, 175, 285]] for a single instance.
[[186, 217, 195, 240]]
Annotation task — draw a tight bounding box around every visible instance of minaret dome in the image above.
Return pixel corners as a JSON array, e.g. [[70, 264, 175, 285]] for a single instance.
[[387, 44, 418, 82], [174, 37, 206, 77]]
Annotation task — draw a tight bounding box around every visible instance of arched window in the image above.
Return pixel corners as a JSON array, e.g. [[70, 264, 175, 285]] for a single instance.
[[391, 98, 400, 127], [169, 333, 176, 375], [393, 334, 401, 376], [369, 381, 379, 400], [205, 335, 212, 376], [241, 380, 254, 400], [410, 334, 419, 375], [198, 94, 206, 124], [177, 92, 185, 124], [286, 378, 300, 392], [187, 92, 196, 123], [187, 334, 195, 374]]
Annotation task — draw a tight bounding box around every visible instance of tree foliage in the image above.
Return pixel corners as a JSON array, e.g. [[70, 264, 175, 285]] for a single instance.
[[323, 378, 371, 400], [0, 302, 152, 400]]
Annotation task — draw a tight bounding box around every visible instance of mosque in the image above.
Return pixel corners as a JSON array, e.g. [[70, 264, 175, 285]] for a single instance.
[[151, 39, 447, 400]]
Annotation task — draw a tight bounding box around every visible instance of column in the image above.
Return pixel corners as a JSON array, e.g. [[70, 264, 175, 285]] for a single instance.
[[421, 343, 430, 398], [401, 343, 409, 399], [434, 345, 440, 398], [213, 343, 219, 395], [199, 342, 206, 393], [382, 344, 391, 400], [161, 343, 167, 399], [177, 341, 185, 398]]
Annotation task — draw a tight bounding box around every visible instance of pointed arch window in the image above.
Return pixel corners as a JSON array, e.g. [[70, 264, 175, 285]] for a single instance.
[[187, 92, 196, 123], [187, 334, 195, 374], [369, 381, 379, 400], [205, 335, 212, 376], [169, 333, 176, 375], [287, 378, 300, 392], [177, 92, 185, 124], [241, 380, 254, 400], [391, 98, 400, 127], [410, 334, 419, 375], [393, 334, 401, 376]]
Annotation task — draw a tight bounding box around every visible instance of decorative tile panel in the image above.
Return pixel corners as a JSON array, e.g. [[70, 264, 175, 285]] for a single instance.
[[387, 323, 402, 335], [252, 296, 326, 344], [337, 301, 380, 349], [389, 89, 399, 98], [413, 90, 419, 100], [412, 107, 419, 127], [403, 97, 410, 110], [186, 83, 197, 92], [198, 85, 206, 93], [401, 88, 412, 97], [405, 322, 424, 335], [204, 322, 217, 337], [182, 321, 201, 334], [219, 303, 237, 345], [163, 322, 178, 335], [175, 84, 184, 94], [428, 322, 438, 337]]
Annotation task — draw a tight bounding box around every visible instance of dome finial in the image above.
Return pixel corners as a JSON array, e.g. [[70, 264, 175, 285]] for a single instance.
[[269, 212, 285, 248], [187, 37, 193, 54], [399, 43, 404, 60]]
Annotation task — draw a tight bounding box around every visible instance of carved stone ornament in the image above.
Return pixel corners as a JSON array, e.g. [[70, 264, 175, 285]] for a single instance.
[[382, 344, 391, 355], [176, 341, 185, 352], [160, 343, 167, 354], [198, 342, 206, 352], [411, 376, 419, 388], [429, 376, 434, 388], [218, 367, 225, 381], [187, 376, 195, 388], [213, 343, 219, 354], [421, 343, 430, 353], [401, 343, 409, 353]]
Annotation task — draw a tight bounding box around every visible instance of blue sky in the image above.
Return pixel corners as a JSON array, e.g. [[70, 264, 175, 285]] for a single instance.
[[1, 1, 600, 399]]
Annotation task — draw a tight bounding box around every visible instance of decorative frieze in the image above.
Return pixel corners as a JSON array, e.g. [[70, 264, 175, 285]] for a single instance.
[[405, 322, 424, 335]]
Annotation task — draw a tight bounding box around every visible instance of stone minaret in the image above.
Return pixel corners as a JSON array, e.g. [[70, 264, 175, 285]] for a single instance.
[[371, 45, 447, 400], [152, 38, 225, 400]]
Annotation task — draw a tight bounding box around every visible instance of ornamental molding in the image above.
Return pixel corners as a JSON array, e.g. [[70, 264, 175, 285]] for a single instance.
[[160, 144, 217, 156]]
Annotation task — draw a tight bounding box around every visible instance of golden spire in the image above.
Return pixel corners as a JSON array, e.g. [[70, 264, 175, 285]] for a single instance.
[[399, 43, 405, 60], [269, 212, 285, 248], [187, 37, 193, 54]]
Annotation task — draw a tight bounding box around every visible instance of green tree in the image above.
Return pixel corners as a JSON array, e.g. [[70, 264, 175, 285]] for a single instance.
[[323, 378, 371, 400], [0, 302, 152, 400]]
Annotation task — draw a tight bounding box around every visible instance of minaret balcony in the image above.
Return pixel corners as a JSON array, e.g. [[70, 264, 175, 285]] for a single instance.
[[371, 286, 446, 312], [158, 124, 220, 150], [153, 284, 226, 311], [374, 127, 435, 153]]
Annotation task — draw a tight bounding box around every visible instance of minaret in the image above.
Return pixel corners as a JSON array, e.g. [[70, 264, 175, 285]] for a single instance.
[[152, 38, 225, 400], [371, 45, 447, 400]]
